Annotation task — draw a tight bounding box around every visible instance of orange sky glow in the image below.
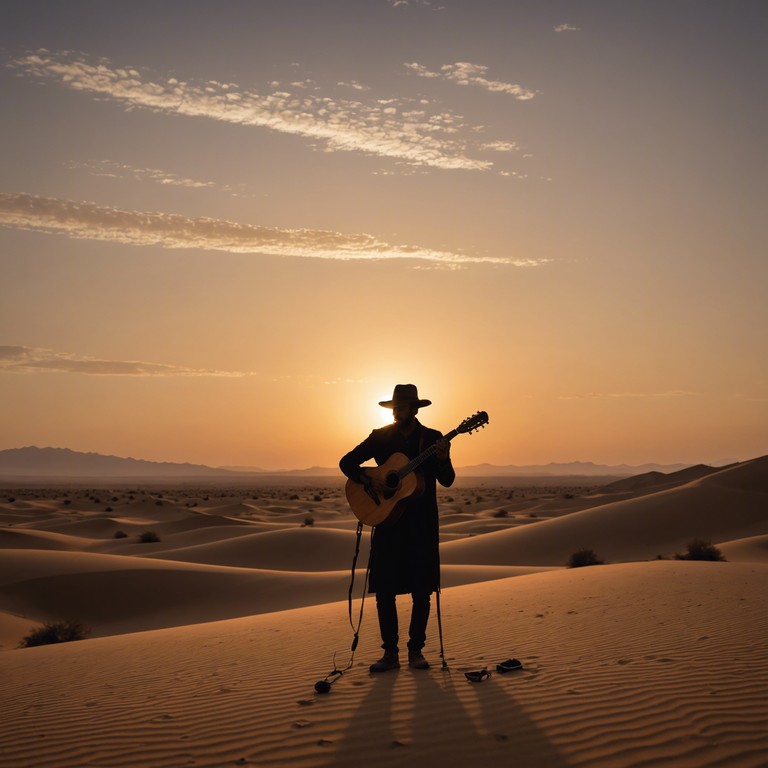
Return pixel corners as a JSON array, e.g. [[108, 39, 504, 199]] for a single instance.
[[1, 2, 766, 470]]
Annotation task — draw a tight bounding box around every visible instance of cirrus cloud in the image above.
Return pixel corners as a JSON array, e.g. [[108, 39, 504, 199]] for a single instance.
[[0, 192, 547, 268], [405, 61, 536, 100], [64, 159, 250, 196], [0, 345, 250, 377], [10, 50, 490, 171]]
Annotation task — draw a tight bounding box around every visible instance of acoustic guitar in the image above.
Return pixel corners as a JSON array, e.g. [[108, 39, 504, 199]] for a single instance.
[[345, 411, 489, 527]]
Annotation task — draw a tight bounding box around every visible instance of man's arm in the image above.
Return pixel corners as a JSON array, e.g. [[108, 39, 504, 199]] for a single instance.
[[340, 431, 389, 496], [339, 432, 377, 484]]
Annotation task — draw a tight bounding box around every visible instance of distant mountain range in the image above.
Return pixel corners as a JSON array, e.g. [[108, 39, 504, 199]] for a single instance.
[[0, 446, 699, 479], [0, 447, 242, 478]]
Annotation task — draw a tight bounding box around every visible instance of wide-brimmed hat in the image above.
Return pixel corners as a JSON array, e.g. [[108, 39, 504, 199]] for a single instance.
[[378, 383, 432, 409]]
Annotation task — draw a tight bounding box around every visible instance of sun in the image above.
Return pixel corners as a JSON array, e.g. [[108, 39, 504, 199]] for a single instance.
[[376, 401, 394, 426]]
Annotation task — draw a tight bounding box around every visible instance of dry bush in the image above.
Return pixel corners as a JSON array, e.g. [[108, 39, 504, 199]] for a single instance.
[[566, 548, 605, 568], [674, 538, 726, 562], [19, 620, 91, 648]]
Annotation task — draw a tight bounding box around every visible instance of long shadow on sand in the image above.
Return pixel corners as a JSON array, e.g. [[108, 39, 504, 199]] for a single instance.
[[323, 662, 565, 768]]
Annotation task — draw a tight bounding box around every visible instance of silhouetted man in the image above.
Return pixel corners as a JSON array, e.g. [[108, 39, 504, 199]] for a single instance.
[[339, 384, 455, 672]]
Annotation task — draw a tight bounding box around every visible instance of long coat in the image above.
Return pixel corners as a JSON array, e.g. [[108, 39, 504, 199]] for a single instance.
[[339, 419, 455, 595]]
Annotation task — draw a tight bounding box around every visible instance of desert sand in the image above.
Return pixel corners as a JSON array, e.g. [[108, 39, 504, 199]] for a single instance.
[[0, 456, 766, 767]]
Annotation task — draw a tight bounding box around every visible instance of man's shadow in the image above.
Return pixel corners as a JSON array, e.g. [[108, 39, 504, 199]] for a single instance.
[[323, 662, 566, 767]]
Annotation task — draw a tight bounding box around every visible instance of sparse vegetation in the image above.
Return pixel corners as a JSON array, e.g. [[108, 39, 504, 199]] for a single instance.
[[313, 494, 323, 502], [567, 548, 605, 568], [674, 538, 726, 562], [492, 509, 508, 518], [19, 620, 91, 648], [138, 530, 161, 543], [114, 530, 128, 539], [303, 516, 315, 527]]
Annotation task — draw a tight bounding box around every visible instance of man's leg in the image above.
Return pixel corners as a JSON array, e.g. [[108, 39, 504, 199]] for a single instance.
[[376, 591, 399, 652], [370, 592, 400, 672], [407, 592, 431, 668]]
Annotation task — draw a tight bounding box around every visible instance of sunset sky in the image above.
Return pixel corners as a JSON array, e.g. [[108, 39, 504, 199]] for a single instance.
[[1, 1, 766, 470]]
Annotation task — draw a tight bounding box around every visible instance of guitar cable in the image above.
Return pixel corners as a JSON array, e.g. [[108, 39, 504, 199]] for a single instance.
[[314, 521, 371, 694]]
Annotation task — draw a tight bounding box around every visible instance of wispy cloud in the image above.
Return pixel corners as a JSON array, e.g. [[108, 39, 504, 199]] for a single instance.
[[10, 50, 490, 171], [337, 80, 369, 92], [559, 390, 699, 400], [64, 159, 249, 196], [0, 346, 250, 377], [405, 62, 536, 100], [389, 0, 443, 8], [480, 140, 519, 152], [554, 24, 581, 33], [0, 192, 546, 267]]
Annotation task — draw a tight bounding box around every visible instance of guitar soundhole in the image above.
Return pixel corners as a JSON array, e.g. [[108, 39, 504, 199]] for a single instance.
[[384, 472, 400, 490]]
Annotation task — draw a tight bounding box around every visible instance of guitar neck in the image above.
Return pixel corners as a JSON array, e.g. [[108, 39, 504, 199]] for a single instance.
[[398, 428, 459, 479]]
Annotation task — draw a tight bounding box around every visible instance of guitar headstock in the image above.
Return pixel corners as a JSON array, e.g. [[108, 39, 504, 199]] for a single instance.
[[457, 410, 489, 434]]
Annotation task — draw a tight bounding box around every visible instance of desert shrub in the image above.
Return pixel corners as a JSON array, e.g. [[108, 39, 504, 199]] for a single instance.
[[566, 548, 605, 568], [19, 620, 91, 648], [138, 530, 161, 543], [674, 538, 726, 562], [313, 494, 323, 502], [444, 496, 454, 503], [303, 516, 315, 526], [492, 509, 508, 518], [290, 494, 300, 500], [105, 506, 113, 513], [114, 530, 128, 539]]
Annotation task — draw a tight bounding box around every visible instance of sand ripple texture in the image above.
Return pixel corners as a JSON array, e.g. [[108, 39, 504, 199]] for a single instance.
[[0, 561, 766, 768]]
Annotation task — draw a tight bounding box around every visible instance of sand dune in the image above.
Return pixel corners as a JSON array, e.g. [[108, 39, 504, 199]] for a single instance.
[[0, 561, 765, 768], [144, 526, 367, 570], [443, 456, 768, 566], [0, 526, 98, 551], [93, 523, 279, 554], [717, 533, 768, 563], [0, 548, 545, 650], [0, 549, 354, 645], [1, 458, 766, 767], [602, 463, 721, 493]]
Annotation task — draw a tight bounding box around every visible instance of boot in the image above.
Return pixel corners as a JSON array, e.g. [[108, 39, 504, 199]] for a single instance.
[[369, 651, 400, 673], [408, 650, 430, 670]]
